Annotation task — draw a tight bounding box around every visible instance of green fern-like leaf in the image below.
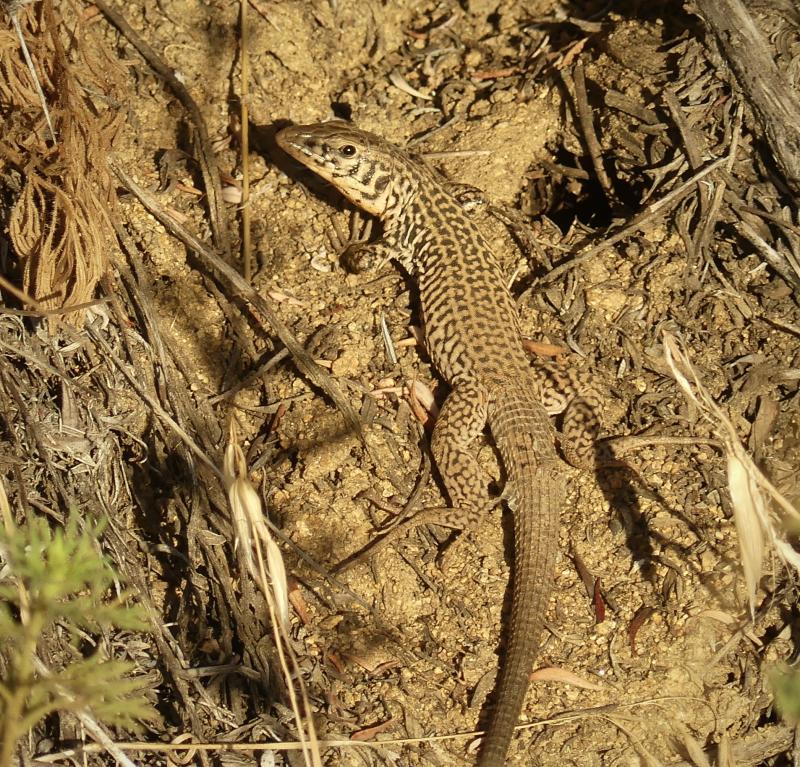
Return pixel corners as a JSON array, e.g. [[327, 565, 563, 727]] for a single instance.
[[0, 514, 156, 763], [26, 657, 155, 731], [772, 665, 800, 723]]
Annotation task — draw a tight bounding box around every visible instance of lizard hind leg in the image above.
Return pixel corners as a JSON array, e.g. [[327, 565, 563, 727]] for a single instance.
[[561, 395, 603, 469], [528, 359, 604, 470], [429, 376, 495, 532], [332, 377, 495, 575]]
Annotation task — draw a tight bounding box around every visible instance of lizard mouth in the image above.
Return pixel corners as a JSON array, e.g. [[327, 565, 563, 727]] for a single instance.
[[276, 126, 336, 172]]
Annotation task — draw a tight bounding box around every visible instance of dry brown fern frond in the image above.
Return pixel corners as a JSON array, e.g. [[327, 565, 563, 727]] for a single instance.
[[1, 0, 126, 318]]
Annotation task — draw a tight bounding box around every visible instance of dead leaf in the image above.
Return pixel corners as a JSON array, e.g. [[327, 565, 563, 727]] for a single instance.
[[522, 339, 569, 358], [351, 718, 396, 741], [628, 606, 656, 654], [593, 578, 606, 623], [530, 666, 603, 691]]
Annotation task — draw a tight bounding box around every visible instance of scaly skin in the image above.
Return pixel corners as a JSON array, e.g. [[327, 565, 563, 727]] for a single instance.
[[277, 121, 568, 766]]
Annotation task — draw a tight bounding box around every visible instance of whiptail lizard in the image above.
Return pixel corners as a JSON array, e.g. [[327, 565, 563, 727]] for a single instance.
[[277, 121, 591, 766]]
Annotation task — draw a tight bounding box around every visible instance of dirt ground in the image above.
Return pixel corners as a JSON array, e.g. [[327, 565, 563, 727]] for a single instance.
[[2, 0, 800, 765]]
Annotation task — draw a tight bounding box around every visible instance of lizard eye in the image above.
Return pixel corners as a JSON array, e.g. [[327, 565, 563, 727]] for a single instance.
[[340, 144, 357, 157]]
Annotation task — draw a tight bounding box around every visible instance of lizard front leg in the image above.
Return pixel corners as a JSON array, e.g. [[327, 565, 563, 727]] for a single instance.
[[342, 223, 413, 274]]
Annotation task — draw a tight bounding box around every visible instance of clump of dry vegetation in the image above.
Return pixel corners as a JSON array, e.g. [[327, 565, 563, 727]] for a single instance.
[[1, 0, 123, 313]]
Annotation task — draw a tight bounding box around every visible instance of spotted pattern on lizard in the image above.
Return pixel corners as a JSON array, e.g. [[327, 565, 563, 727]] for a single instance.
[[276, 121, 596, 766]]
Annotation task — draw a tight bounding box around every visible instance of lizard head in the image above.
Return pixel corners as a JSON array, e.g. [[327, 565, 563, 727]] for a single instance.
[[276, 121, 414, 218]]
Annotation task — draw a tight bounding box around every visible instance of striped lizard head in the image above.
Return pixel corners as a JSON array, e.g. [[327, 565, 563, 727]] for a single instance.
[[276, 121, 416, 218]]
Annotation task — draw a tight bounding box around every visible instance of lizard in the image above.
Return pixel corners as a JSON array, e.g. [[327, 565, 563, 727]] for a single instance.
[[276, 120, 586, 766]]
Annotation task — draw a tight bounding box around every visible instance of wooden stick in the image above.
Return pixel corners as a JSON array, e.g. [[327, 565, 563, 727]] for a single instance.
[[693, 0, 800, 194]]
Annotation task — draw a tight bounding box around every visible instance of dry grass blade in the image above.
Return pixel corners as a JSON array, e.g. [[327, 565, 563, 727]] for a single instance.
[[223, 423, 322, 767], [223, 428, 289, 630], [726, 454, 765, 614], [239, 0, 252, 281], [0, 474, 13, 533], [663, 332, 800, 616], [717, 733, 735, 767], [674, 721, 713, 767]]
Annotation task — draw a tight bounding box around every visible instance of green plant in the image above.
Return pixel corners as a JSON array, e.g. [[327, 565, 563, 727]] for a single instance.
[[772, 664, 800, 724], [0, 513, 154, 766]]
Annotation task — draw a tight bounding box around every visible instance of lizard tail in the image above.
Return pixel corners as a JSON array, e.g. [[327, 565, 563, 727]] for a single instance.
[[477, 395, 564, 766]]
